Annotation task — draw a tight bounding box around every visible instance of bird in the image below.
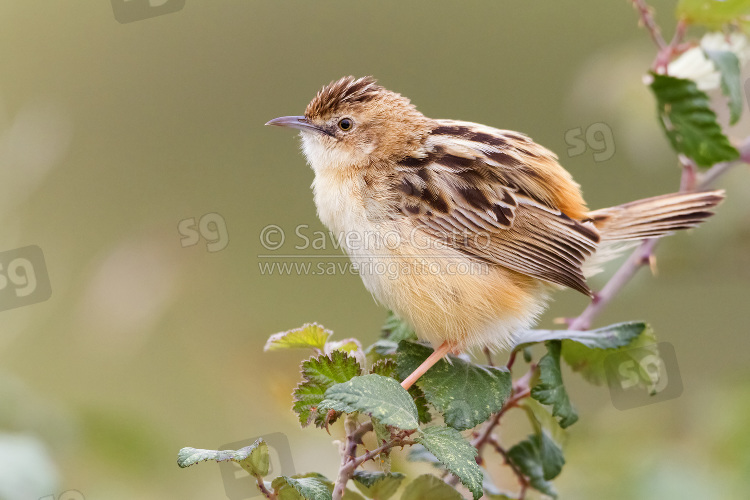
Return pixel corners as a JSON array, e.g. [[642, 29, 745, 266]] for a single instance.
[[266, 76, 724, 390]]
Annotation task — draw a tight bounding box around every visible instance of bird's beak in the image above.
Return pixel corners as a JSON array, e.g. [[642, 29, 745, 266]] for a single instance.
[[265, 115, 322, 134]]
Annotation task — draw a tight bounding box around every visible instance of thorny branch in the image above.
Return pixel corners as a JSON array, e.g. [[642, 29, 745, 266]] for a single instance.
[[332, 417, 416, 500], [489, 435, 529, 497], [567, 109, 750, 331]]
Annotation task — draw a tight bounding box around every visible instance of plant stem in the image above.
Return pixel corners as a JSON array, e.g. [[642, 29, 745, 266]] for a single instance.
[[332, 419, 414, 500], [255, 474, 276, 499], [505, 349, 518, 370], [332, 414, 361, 500], [568, 239, 657, 331], [352, 437, 418, 469], [569, 137, 748, 331], [473, 365, 536, 454], [489, 435, 529, 499], [631, 0, 667, 50], [483, 346, 495, 366]]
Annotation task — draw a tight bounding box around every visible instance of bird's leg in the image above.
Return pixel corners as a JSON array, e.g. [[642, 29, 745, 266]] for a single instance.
[[400, 341, 453, 390]]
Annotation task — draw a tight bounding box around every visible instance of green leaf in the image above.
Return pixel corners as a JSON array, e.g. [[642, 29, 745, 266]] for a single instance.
[[520, 398, 568, 448], [177, 438, 269, 476], [515, 321, 647, 349], [513, 401, 567, 497], [409, 383, 433, 425], [368, 359, 402, 461], [415, 426, 483, 500], [649, 73, 739, 167], [370, 358, 396, 377], [352, 471, 405, 500], [677, 0, 750, 30], [366, 340, 399, 358], [401, 474, 463, 500], [507, 432, 565, 498], [265, 323, 332, 352], [531, 341, 578, 428], [372, 416, 393, 445], [562, 323, 657, 385], [396, 341, 511, 431], [271, 473, 363, 500], [406, 444, 440, 464], [522, 346, 532, 363], [293, 351, 362, 427], [327, 338, 364, 355], [381, 312, 418, 342], [272, 475, 333, 500], [603, 342, 667, 395], [370, 359, 431, 424], [318, 374, 419, 430], [704, 49, 743, 124], [370, 417, 393, 472]]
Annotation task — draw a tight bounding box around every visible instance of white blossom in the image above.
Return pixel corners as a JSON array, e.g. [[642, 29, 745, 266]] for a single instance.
[[668, 32, 749, 90]]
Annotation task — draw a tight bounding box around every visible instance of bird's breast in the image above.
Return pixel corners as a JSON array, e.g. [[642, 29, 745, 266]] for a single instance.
[[310, 165, 551, 351]]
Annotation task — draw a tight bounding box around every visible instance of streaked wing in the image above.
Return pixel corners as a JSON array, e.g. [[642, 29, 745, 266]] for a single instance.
[[393, 120, 599, 296]]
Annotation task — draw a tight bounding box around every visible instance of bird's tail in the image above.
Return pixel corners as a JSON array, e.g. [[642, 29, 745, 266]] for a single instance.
[[589, 190, 725, 241], [582, 190, 725, 276]]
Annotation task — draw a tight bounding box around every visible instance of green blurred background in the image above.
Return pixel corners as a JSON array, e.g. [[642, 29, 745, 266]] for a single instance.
[[1, 1, 748, 499]]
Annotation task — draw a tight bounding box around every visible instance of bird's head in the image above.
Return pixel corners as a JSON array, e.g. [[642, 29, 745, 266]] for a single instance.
[[266, 76, 432, 171]]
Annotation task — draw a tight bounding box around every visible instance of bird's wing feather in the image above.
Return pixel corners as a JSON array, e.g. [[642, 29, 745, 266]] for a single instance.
[[393, 120, 599, 296]]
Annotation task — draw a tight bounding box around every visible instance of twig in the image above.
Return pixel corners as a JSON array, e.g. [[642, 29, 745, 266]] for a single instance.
[[505, 349, 518, 370], [569, 137, 749, 331], [631, 0, 689, 73], [255, 475, 276, 499], [679, 155, 698, 191], [472, 366, 537, 454], [631, 0, 667, 50], [653, 18, 688, 72], [489, 435, 529, 499], [483, 346, 495, 366], [352, 437, 418, 469], [472, 411, 504, 453], [351, 421, 374, 444], [332, 415, 361, 500], [464, 367, 537, 495], [332, 420, 414, 500], [568, 239, 657, 331]]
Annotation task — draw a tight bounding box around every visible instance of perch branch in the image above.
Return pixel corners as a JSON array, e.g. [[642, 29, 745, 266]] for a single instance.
[[569, 137, 749, 331]]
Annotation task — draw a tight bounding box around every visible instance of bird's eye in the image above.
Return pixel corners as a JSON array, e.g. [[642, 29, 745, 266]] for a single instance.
[[338, 118, 353, 131]]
